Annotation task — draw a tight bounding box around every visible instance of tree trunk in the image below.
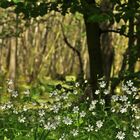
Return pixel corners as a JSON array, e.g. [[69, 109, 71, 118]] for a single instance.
[[8, 37, 17, 90], [100, 0, 114, 84], [84, 17, 103, 98], [128, 0, 135, 72]]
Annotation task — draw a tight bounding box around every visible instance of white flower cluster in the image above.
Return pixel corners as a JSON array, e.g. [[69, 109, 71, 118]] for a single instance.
[[122, 80, 137, 95], [0, 102, 13, 110]]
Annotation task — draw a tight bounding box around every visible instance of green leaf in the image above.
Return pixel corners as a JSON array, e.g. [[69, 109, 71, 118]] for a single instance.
[[13, 0, 21, 3]]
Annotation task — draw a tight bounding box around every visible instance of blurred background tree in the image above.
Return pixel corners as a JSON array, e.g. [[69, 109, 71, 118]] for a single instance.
[[0, 0, 139, 103]]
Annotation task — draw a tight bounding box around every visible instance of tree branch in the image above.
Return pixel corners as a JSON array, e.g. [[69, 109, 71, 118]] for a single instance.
[[60, 23, 84, 80], [101, 29, 129, 37], [60, 23, 80, 56], [101, 29, 137, 38]]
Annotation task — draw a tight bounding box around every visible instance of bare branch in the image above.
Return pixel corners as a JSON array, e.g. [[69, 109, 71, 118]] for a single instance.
[[60, 23, 80, 56], [102, 29, 137, 38]]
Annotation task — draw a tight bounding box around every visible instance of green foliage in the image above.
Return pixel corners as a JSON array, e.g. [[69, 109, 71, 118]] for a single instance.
[[0, 0, 14, 9], [0, 80, 140, 140], [88, 13, 112, 23]]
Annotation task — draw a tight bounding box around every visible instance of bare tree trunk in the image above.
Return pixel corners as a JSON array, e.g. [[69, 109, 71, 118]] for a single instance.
[[100, 0, 114, 83], [8, 37, 17, 89]]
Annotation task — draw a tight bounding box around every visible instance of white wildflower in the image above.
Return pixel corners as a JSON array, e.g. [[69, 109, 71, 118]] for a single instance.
[[119, 95, 128, 102], [39, 119, 45, 124], [131, 86, 137, 92], [92, 112, 96, 116], [61, 93, 68, 100], [126, 80, 133, 87], [89, 100, 98, 111], [44, 122, 52, 130], [135, 115, 140, 120], [84, 80, 88, 83], [51, 122, 57, 130], [135, 95, 139, 100], [1, 105, 6, 110], [120, 107, 127, 113], [100, 99, 105, 105], [24, 90, 30, 96], [51, 104, 60, 113], [13, 109, 18, 114], [99, 81, 106, 88], [55, 96, 61, 101], [4, 129, 8, 132], [7, 88, 13, 93], [23, 106, 28, 112], [66, 102, 72, 107], [59, 133, 65, 140], [6, 102, 13, 109], [18, 116, 26, 123], [133, 131, 139, 138], [96, 120, 103, 129], [73, 90, 78, 95], [111, 108, 116, 112], [112, 95, 119, 102], [136, 125, 140, 130], [116, 131, 125, 140], [38, 110, 45, 117], [122, 84, 128, 91], [75, 82, 80, 87], [86, 125, 94, 132], [126, 90, 132, 95], [95, 90, 100, 95], [63, 117, 72, 125], [131, 105, 138, 112], [104, 89, 109, 95], [80, 111, 86, 117], [37, 2, 40, 5], [11, 91, 18, 98], [73, 106, 79, 114], [7, 79, 13, 85], [54, 116, 61, 126], [71, 129, 79, 136]]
